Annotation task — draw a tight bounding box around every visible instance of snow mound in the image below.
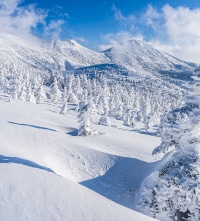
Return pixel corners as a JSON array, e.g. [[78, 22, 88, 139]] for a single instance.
[[0, 163, 157, 221]]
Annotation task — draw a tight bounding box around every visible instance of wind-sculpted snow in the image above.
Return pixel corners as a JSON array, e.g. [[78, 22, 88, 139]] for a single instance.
[[0, 163, 158, 221], [0, 154, 54, 172]]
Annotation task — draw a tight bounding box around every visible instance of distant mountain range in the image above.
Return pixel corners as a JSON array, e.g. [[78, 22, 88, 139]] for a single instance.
[[0, 33, 197, 81]]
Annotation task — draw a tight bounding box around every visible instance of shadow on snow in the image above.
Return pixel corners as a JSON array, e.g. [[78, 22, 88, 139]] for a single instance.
[[8, 121, 57, 132], [67, 129, 78, 136], [80, 157, 160, 209], [0, 155, 54, 173]]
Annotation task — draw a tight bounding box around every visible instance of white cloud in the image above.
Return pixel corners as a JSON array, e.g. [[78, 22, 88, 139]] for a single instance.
[[102, 4, 200, 63], [0, 0, 64, 41], [112, 4, 135, 23], [111, 4, 136, 31], [98, 5, 145, 51], [99, 31, 144, 51], [44, 20, 64, 39], [0, 0, 44, 40], [142, 5, 161, 27], [73, 36, 88, 43], [143, 5, 200, 63], [0, 0, 19, 15]]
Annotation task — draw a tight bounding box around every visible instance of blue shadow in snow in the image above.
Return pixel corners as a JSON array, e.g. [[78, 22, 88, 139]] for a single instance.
[[80, 157, 160, 209], [67, 129, 78, 136], [0, 155, 54, 173], [8, 121, 57, 132], [133, 129, 157, 136]]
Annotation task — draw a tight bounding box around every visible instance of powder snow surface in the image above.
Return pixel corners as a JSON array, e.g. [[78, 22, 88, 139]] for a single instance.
[[0, 94, 159, 221]]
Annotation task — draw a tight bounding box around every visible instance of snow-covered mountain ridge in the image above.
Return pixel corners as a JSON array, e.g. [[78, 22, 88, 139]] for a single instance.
[[0, 33, 110, 73], [0, 33, 197, 80], [102, 40, 197, 79]]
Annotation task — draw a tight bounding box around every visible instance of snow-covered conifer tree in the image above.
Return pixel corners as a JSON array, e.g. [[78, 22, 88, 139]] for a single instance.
[[65, 74, 78, 103], [26, 84, 36, 103], [73, 76, 82, 100], [87, 95, 99, 123], [36, 85, 46, 104], [10, 78, 20, 100], [18, 84, 27, 101], [60, 102, 68, 114], [99, 108, 111, 126], [77, 100, 98, 136], [123, 109, 136, 128], [50, 77, 61, 102]]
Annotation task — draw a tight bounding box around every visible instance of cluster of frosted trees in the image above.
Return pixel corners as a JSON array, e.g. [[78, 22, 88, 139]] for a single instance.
[[136, 93, 200, 221], [0, 63, 185, 135]]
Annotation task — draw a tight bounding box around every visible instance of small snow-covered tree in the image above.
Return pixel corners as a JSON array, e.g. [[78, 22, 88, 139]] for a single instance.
[[68, 92, 78, 103], [18, 84, 27, 101], [123, 109, 137, 129], [50, 77, 61, 102], [36, 85, 46, 104], [60, 102, 68, 114], [87, 96, 99, 123], [62, 85, 68, 101], [77, 101, 98, 136], [73, 76, 83, 100], [99, 108, 111, 126], [10, 79, 20, 100], [65, 74, 78, 103], [26, 83, 36, 103]]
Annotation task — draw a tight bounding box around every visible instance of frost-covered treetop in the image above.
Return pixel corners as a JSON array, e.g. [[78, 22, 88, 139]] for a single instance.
[[153, 94, 200, 155]]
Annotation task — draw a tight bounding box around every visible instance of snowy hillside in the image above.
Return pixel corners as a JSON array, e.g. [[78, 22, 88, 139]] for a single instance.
[[102, 40, 196, 79], [42, 39, 110, 70], [0, 33, 110, 74], [0, 94, 159, 221]]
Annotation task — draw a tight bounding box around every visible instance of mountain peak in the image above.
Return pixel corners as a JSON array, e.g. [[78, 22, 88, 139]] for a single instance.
[[102, 39, 196, 79], [48, 39, 80, 48]]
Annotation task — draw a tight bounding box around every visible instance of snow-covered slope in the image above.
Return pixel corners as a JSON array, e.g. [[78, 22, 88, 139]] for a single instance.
[[42, 39, 110, 70], [102, 40, 196, 79], [1, 163, 158, 221], [0, 33, 110, 73], [0, 93, 159, 220]]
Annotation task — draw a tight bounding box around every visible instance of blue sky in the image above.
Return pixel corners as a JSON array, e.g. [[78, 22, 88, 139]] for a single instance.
[[20, 0, 199, 46], [0, 0, 200, 62]]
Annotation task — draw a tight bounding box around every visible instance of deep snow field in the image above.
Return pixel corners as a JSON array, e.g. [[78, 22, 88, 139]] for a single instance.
[[0, 92, 161, 221]]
